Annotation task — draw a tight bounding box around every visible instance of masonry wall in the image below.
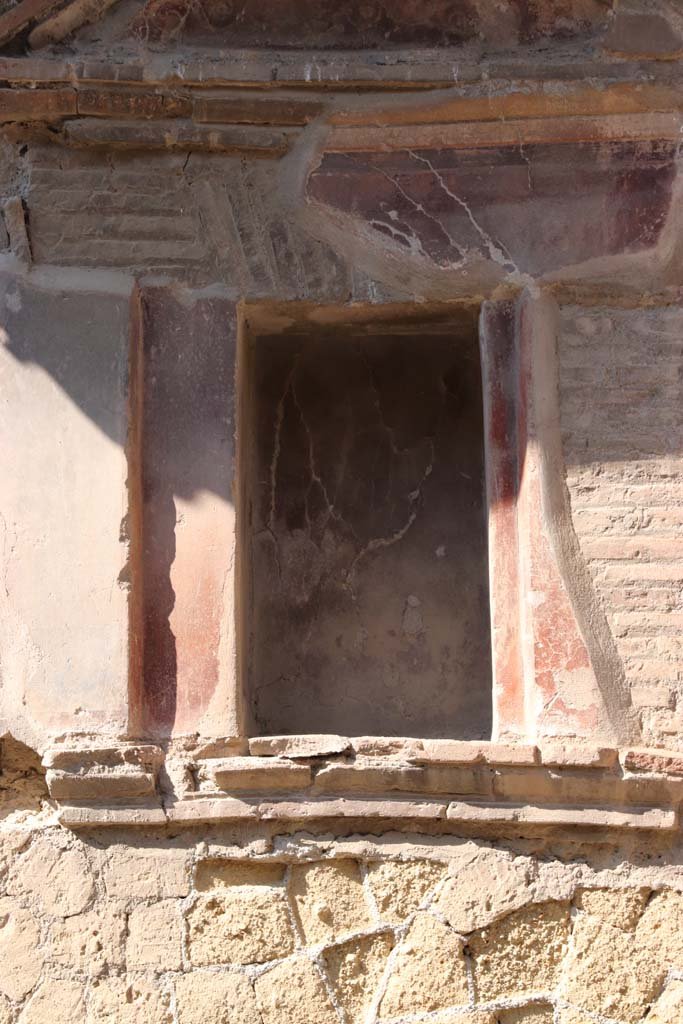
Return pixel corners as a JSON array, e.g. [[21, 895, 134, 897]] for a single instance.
[[0, 1, 682, 1021], [560, 306, 683, 748], [1, 261, 682, 1024], [2, 752, 683, 1024]]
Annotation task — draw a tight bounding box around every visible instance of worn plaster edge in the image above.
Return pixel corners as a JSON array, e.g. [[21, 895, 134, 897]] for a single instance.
[[0, 258, 136, 294], [278, 114, 504, 304], [521, 288, 637, 745], [540, 148, 683, 294], [285, 103, 683, 303], [301, 191, 507, 304], [478, 298, 526, 741], [0, 258, 255, 301]]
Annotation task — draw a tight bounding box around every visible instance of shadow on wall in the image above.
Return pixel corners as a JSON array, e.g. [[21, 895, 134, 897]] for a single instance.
[[1, 280, 235, 502], [0, 276, 236, 738], [129, 288, 237, 736], [2, 273, 681, 741], [0, 735, 48, 821]]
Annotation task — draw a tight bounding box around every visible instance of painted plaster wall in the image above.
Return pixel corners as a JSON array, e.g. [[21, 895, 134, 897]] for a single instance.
[[0, 274, 130, 746], [244, 316, 491, 739], [0, 3, 681, 1018]]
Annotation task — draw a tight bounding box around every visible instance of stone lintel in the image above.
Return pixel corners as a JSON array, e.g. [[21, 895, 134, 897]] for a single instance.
[[446, 801, 678, 831], [622, 749, 683, 777], [411, 741, 540, 766], [539, 744, 619, 769], [59, 801, 168, 827], [206, 757, 313, 791], [43, 743, 165, 770], [46, 768, 157, 801]]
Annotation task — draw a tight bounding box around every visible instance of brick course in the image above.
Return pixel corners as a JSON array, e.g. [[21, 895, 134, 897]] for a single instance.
[[560, 307, 683, 745]]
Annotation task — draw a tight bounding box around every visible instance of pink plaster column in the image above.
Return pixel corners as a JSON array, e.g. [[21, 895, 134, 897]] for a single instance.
[[482, 290, 633, 743], [128, 286, 244, 740], [479, 299, 525, 740]]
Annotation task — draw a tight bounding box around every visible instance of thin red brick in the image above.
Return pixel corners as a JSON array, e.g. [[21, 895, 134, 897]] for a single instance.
[[0, 87, 75, 122]]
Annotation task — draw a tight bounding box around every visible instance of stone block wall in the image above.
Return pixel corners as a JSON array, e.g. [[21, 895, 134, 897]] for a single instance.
[[3, 793, 683, 1024], [1, 741, 683, 1023]]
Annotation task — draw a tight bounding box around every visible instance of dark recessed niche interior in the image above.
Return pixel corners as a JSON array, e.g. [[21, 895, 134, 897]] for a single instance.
[[240, 307, 492, 739]]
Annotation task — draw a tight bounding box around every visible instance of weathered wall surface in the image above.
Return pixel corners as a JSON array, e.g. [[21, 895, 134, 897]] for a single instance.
[[0, 274, 131, 746], [2, 763, 683, 1024], [0, 0, 682, 1020], [245, 314, 491, 739], [560, 306, 683, 748], [25, 146, 355, 299], [125, 0, 613, 49]]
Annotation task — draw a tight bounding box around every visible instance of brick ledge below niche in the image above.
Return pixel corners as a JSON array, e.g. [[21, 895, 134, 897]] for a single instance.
[[28, 736, 683, 833]]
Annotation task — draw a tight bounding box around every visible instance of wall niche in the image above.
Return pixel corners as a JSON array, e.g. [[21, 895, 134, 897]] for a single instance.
[[239, 305, 492, 738]]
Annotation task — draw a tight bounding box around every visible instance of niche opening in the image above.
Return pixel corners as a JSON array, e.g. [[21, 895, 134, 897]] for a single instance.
[[239, 305, 492, 739]]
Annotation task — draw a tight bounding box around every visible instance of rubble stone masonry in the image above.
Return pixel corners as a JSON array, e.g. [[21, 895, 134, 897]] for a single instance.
[[5, 768, 683, 1024]]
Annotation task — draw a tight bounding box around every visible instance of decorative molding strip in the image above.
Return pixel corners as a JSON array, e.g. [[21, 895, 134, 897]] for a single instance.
[[324, 112, 683, 153], [62, 118, 295, 155], [0, 81, 679, 164], [0, 83, 681, 123], [0, 48, 680, 90], [329, 83, 683, 128]]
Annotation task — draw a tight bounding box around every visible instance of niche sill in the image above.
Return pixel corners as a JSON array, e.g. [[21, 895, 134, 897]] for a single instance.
[[41, 737, 683, 835]]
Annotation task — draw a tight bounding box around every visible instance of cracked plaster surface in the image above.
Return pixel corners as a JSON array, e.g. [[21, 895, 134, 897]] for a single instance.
[[245, 316, 492, 738], [306, 139, 679, 294]]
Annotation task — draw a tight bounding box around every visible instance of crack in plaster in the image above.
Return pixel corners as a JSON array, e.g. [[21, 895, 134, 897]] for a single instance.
[[344, 447, 434, 589], [406, 150, 519, 275], [368, 159, 467, 270]]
